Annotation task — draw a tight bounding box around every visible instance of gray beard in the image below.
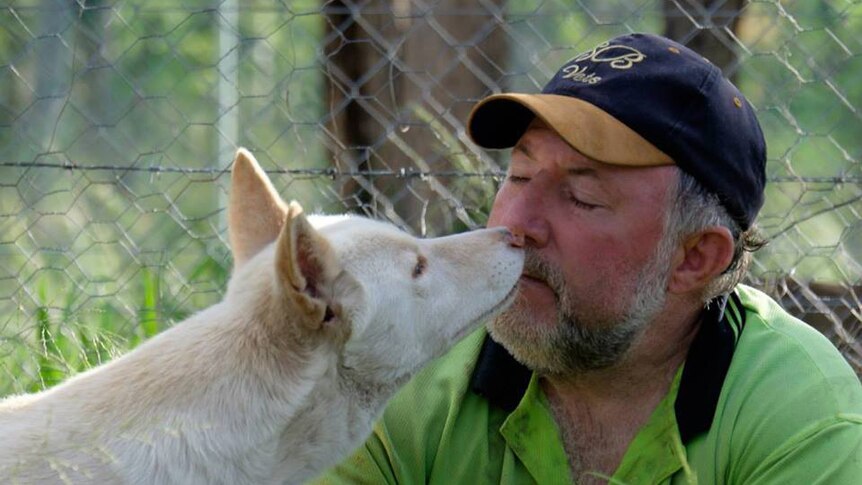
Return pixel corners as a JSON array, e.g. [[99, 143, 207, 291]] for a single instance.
[[488, 246, 672, 375]]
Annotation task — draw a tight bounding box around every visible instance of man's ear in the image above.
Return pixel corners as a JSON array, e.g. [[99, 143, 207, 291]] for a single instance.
[[228, 148, 288, 268], [668, 226, 734, 295], [276, 201, 339, 329]]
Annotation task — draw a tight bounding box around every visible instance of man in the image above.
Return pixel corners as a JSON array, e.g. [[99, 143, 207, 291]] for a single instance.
[[315, 33, 862, 484]]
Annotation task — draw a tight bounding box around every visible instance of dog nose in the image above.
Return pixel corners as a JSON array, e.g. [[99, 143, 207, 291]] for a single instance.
[[500, 227, 525, 248]]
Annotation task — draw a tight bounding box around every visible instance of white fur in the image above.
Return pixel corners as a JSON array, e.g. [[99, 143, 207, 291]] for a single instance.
[[0, 149, 523, 485]]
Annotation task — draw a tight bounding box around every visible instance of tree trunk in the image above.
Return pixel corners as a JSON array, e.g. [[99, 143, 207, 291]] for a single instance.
[[663, 0, 746, 80], [322, 0, 508, 234]]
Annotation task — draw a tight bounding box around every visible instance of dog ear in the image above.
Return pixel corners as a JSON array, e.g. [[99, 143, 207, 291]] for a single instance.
[[228, 148, 288, 268], [276, 201, 338, 329]]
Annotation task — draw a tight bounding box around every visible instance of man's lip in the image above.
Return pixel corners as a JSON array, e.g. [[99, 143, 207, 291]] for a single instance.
[[518, 274, 557, 303], [520, 274, 547, 285]]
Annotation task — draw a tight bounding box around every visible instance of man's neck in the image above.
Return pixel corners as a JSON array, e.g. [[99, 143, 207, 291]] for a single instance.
[[540, 298, 704, 483]]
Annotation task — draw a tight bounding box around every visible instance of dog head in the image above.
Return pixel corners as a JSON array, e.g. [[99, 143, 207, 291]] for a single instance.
[[226, 148, 523, 390]]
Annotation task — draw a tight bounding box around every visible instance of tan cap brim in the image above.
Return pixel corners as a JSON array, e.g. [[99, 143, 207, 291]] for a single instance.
[[467, 93, 674, 167]]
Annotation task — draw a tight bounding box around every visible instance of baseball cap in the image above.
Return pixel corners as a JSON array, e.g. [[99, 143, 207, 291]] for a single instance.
[[468, 32, 767, 230]]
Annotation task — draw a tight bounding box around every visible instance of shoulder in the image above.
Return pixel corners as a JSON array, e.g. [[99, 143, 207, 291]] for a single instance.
[[314, 329, 490, 484], [714, 285, 862, 480], [732, 284, 860, 408], [382, 326, 488, 426], [373, 327, 492, 476]]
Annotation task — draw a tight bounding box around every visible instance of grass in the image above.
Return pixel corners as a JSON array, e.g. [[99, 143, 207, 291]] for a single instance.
[[0, 257, 229, 398]]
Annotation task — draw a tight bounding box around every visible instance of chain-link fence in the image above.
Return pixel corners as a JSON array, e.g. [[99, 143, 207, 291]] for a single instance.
[[0, 0, 860, 396]]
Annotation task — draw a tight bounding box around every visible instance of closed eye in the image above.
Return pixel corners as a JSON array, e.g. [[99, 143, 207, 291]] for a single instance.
[[564, 190, 601, 210], [412, 255, 427, 278]]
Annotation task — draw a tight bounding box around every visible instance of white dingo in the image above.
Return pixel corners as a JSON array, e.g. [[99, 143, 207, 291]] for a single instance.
[[0, 149, 524, 485]]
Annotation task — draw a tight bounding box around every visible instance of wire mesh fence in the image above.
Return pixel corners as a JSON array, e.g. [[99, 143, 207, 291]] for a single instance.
[[0, 0, 860, 396]]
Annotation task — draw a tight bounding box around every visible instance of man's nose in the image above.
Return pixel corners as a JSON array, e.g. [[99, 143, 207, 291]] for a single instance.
[[494, 179, 551, 249]]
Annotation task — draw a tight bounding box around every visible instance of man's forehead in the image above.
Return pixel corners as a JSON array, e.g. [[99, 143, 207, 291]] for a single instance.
[[514, 123, 680, 180], [512, 126, 609, 174]]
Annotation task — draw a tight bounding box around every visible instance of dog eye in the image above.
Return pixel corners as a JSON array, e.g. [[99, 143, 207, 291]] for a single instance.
[[412, 255, 427, 278]]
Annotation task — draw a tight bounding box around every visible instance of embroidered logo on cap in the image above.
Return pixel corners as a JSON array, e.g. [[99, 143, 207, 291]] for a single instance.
[[560, 41, 647, 85]]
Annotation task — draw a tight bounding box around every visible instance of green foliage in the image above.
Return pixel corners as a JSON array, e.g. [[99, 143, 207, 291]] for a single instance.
[[33, 280, 66, 392], [1, 256, 229, 396], [141, 268, 161, 339]]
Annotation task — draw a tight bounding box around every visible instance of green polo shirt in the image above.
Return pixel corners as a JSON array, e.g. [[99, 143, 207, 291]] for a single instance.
[[314, 285, 862, 484]]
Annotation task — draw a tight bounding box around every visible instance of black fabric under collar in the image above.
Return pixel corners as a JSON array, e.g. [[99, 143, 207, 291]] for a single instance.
[[469, 292, 745, 444]]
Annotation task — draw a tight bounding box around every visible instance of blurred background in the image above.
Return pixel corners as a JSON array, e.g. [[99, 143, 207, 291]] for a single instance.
[[0, 0, 860, 396]]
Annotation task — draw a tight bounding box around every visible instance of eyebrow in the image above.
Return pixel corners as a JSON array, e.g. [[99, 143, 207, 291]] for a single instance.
[[567, 167, 599, 179], [512, 143, 532, 159]]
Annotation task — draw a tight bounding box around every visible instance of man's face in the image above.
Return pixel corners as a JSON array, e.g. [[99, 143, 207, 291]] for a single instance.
[[486, 122, 679, 374]]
